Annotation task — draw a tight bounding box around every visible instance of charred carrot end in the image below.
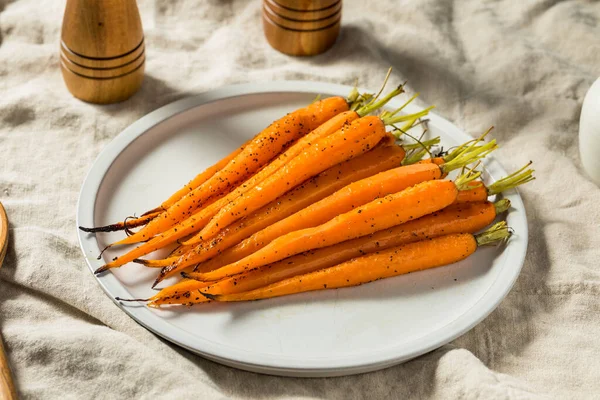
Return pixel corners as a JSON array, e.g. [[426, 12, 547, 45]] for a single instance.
[[141, 207, 164, 217], [132, 258, 174, 268], [79, 211, 162, 233], [115, 296, 150, 302], [94, 264, 110, 274]]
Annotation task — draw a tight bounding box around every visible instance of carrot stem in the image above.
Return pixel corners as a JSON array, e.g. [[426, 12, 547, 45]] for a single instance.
[[494, 199, 511, 214], [401, 136, 440, 165], [441, 139, 497, 174], [455, 167, 483, 191], [474, 221, 511, 246], [356, 85, 405, 117], [386, 92, 420, 120], [363, 67, 393, 109], [487, 161, 535, 196], [381, 105, 435, 126], [402, 137, 441, 152]]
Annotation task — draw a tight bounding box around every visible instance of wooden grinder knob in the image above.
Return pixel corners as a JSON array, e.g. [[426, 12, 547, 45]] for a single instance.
[[263, 0, 342, 56], [60, 0, 145, 104]]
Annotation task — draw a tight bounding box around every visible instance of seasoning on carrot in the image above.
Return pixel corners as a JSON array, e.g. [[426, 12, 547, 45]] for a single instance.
[[196, 104, 436, 242], [136, 142, 407, 271], [200, 222, 512, 303], [176, 138, 496, 280], [79, 139, 250, 233], [191, 178, 469, 282], [79, 210, 162, 233], [106, 95, 354, 247], [141, 137, 435, 274], [117, 201, 510, 306], [94, 89, 426, 274]]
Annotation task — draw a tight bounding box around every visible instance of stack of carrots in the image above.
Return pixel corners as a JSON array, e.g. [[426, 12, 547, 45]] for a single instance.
[[82, 75, 534, 307]]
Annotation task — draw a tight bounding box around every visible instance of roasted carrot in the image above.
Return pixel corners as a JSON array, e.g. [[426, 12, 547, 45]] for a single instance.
[[107, 85, 409, 246], [201, 223, 511, 302], [143, 200, 509, 306], [109, 96, 352, 247], [79, 211, 162, 234], [192, 179, 461, 282], [132, 136, 493, 279], [168, 242, 198, 259], [182, 139, 495, 278], [79, 140, 249, 233], [154, 157, 441, 275], [140, 142, 407, 276], [84, 82, 400, 235], [94, 92, 418, 274], [197, 105, 435, 241]]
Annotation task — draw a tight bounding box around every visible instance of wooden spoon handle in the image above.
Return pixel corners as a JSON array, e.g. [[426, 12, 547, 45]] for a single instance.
[[0, 336, 16, 400], [0, 203, 16, 399]]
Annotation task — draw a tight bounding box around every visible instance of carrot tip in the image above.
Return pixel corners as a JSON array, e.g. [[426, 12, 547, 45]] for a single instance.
[[94, 265, 110, 274], [115, 296, 149, 302], [151, 276, 163, 289], [96, 244, 113, 260], [200, 292, 217, 301]]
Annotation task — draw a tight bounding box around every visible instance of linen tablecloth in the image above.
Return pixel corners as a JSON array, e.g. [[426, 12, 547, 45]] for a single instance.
[[1, 0, 599, 398]]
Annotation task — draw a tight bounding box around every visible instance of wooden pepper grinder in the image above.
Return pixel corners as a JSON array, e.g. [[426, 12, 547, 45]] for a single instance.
[[263, 0, 342, 56], [60, 0, 145, 104]]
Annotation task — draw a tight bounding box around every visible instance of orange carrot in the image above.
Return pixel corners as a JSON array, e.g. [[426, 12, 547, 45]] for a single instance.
[[95, 97, 414, 274], [157, 141, 249, 210], [193, 179, 460, 282], [79, 141, 249, 233], [198, 105, 435, 241], [201, 223, 511, 302], [111, 96, 351, 246], [94, 101, 356, 270], [135, 137, 494, 282], [78, 211, 162, 234], [180, 139, 496, 277], [144, 200, 509, 306], [153, 159, 440, 278], [190, 165, 441, 274], [142, 142, 406, 275]]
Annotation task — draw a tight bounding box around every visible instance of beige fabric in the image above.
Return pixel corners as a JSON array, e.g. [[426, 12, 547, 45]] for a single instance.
[[1, 0, 599, 398]]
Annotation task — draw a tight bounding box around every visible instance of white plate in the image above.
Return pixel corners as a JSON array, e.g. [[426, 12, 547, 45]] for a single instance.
[[77, 82, 528, 377]]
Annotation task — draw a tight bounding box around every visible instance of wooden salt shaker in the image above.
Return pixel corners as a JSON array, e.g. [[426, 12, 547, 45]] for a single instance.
[[263, 0, 342, 56], [60, 0, 145, 104]]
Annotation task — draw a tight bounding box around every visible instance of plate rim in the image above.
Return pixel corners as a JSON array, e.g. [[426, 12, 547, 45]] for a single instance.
[[76, 81, 528, 376]]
